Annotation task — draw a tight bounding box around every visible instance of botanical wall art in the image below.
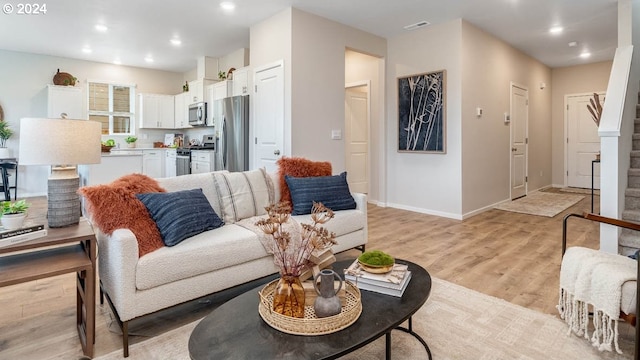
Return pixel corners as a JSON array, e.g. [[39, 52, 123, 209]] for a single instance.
[[398, 70, 446, 153]]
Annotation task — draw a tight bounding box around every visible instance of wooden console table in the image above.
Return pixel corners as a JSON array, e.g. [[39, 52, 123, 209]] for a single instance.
[[0, 217, 96, 357]]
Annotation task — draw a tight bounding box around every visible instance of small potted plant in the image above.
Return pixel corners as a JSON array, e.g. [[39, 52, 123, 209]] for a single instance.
[[0, 120, 13, 158], [1, 199, 29, 230], [125, 136, 138, 148]]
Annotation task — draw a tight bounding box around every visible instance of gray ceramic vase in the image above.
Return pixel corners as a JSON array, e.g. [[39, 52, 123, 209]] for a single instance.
[[313, 269, 343, 318]]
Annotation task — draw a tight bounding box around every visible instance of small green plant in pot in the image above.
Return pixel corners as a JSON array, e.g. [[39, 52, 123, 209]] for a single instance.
[[0, 120, 13, 158], [125, 136, 138, 148], [1, 199, 30, 230]]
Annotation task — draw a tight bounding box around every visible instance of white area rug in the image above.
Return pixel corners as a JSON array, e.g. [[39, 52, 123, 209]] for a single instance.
[[559, 187, 600, 196], [494, 192, 584, 217], [94, 278, 633, 360]]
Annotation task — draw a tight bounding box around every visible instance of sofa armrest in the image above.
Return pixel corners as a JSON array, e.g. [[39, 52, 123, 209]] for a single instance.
[[352, 192, 367, 214], [97, 228, 140, 321]]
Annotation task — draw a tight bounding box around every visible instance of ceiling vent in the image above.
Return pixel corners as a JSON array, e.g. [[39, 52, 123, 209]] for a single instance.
[[404, 21, 430, 31]]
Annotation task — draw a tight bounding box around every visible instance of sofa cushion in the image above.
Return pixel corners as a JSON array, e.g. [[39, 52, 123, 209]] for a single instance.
[[276, 157, 332, 207], [135, 224, 272, 290], [285, 172, 357, 215], [156, 171, 227, 217], [292, 209, 365, 238], [78, 173, 166, 257], [212, 168, 275, 224], [137, 189, 225, 247]]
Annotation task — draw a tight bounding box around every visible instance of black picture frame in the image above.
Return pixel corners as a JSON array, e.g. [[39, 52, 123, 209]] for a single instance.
[[398, 70, 446, 153]]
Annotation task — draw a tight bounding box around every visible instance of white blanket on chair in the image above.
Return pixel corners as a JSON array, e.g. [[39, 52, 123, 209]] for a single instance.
[[557, 246, 636, 354]]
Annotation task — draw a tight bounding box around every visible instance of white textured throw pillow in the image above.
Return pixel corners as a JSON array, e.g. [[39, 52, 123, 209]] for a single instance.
[[212, 168, 275, 223]]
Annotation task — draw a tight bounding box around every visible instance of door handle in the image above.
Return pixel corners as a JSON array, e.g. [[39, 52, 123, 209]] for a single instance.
[[511, 148, 517, 152], [274, 150, 281, 156]]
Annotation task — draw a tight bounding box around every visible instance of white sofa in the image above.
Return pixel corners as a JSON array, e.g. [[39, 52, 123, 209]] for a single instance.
[[95, 170, 367, 357]]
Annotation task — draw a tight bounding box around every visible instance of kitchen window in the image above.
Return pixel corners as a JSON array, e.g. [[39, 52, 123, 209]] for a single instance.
[[88, 82, 136, 135]]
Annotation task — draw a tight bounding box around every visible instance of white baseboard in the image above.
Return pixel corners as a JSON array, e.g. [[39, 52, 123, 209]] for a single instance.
[[385, 202, 463, 220]]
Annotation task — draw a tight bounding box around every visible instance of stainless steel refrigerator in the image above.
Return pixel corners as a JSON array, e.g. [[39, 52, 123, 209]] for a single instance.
[[215, 95, 249, 172]]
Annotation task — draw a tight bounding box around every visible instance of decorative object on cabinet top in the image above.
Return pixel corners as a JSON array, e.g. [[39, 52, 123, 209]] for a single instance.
[[227, 67, 236, 80], [218, 71, 226, 80], [52, 69, 77, 86], [0, 104, 4, 121]]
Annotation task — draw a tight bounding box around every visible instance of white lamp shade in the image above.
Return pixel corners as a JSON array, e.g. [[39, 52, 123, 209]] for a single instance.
[[18, 118, 102, 165]]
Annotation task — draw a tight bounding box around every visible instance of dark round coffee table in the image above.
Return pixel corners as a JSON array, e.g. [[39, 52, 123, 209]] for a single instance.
[[188, 259, 432, 359]]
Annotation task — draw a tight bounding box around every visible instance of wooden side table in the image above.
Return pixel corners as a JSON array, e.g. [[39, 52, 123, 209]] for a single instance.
[[0, 217, 96, 357]]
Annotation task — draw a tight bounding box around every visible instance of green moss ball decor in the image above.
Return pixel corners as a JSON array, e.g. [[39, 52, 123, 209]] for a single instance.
[[358, 250, 395, 266]]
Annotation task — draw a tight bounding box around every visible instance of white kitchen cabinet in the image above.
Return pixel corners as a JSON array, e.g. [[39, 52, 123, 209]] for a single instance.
[[191, 150, 215, 174], [174, 92, 191, 129], [212, 81, 232, 100], [231, 67, 250, 96], [139, 93, 175, 129], [142, 149, 163, 178], [188, 79, 215, 104], [47, 85, 85, 119], [207, 84, 226, 128], [78, 153, 143, 187], [165, 148, 177, 177]]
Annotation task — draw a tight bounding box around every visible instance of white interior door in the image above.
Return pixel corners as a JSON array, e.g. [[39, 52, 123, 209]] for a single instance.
[[253, 62, 284, 173], [510, 84, 528, 199], [566, 93, 603, 189], [345, 85, 369, 194]]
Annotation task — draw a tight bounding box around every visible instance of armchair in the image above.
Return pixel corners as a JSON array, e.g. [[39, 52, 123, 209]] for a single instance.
[[561, 212, 640, 359]]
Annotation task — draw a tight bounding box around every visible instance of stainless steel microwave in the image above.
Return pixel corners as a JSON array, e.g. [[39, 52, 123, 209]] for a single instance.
[[188, 102, 207, 126]]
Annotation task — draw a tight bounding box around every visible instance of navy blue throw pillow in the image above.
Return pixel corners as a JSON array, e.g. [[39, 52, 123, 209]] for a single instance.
[[137, 188, 224, 246], [285, 172, 356, 215]]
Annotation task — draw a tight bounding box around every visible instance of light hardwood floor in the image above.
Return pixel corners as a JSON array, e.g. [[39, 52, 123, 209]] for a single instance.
[[0, 190, 602, 359]]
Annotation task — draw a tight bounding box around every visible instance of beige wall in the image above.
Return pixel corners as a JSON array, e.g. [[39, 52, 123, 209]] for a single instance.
[[250, 8, 293, 156], [290, 8, 386, 172], [250, 8, 386, 201], [345, 50, 384, 203], [550, 61, 613, 186], [386, 20, 463, 218], [460, 21, 552, 215]]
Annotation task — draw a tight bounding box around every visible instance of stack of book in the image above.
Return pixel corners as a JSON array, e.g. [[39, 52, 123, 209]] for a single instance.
[[344, 259, 412, 297], [0, 223, 47, 248]]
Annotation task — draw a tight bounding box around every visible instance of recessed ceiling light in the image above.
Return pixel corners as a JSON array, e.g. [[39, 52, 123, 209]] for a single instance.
[[95, 24, 108, 32], [404, 20, 430, 31], [568, 41, 578, 47], [220, 1, 235, 11], [580, 52, 591, 59], [82, 47, 92, 54], [144, 56, 154, 63], [170, 38, 182, 46], [549, 26, 563, 35]]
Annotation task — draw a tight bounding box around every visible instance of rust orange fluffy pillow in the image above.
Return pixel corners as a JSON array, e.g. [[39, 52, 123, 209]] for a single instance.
[[276, 157, 332, 205], [78, 174, 166, 257]]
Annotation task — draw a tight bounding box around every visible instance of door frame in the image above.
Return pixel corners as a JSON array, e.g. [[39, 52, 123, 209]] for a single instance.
[[563, 91, 605, 187], [509, 82, 529, 199], [345, 80, 371, 195]]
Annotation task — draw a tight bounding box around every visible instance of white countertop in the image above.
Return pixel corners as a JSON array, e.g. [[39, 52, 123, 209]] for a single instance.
[[101, 152, 143, 157]]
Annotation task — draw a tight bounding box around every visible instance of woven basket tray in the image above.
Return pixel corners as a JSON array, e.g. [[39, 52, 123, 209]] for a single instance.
[[258, 279, 362, 336]]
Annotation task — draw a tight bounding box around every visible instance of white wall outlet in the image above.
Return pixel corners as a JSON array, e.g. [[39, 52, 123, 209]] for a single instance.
[[331, 130, 342, 140]]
